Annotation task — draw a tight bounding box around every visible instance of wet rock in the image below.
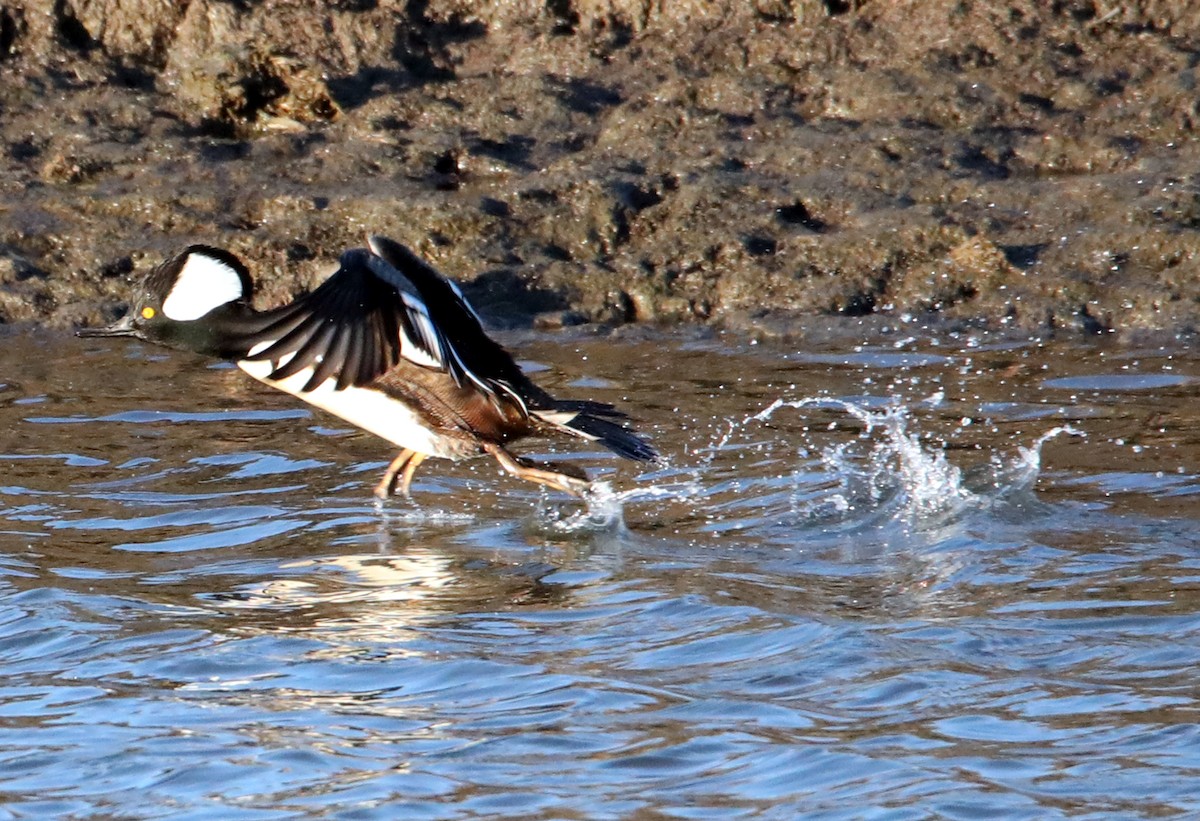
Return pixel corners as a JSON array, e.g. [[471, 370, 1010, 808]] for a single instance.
[[532, 309, 589, 330], [0, 246, 44, 282], [38, 146, 110, 183], [166, 47, 340, 137], [2, 0, 1200, 335], [0, 245, 51, 323], [60, 0, 187, 67]]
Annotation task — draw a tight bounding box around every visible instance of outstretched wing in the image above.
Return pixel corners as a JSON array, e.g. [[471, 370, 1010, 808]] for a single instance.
[[365, 235, 538, 407], [234, 244, 530, 408]]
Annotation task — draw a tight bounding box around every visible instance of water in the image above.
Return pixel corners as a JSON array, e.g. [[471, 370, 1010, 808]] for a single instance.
[[2, 324, 1199, 818]]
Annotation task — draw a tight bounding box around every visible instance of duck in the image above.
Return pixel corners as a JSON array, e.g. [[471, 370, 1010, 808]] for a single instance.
[[78, 235, 659, 498]]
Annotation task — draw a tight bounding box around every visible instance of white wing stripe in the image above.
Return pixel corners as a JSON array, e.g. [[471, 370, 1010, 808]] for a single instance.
[[400, 327, 443, 369], [447, 345, 494, 396], [400, 293, 445, 362], [445, 278, 484, 325]]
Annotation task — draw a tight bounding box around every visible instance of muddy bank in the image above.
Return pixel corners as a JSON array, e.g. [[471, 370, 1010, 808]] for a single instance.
[[2, 0, 1199, 336]]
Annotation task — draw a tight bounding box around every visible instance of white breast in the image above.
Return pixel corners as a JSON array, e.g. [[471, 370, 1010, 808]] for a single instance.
[[237, 350, 467, 460]]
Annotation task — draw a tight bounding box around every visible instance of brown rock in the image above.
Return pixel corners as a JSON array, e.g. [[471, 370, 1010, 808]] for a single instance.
[[1, 0, 1200, 335]]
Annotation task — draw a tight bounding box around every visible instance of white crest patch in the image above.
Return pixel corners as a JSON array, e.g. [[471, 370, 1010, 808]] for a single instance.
[[161, 253, 245, 321]]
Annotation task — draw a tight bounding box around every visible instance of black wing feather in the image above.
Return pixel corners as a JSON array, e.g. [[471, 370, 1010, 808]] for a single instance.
[[239, 306, 311, 356], [301, 320, 347, 392], [367, 236, 543, 405], [268, 318, 334, 382], [248, 306, 322, 364], [376, 299, 401, 376], [230, 246, 491, 396], [336, 321, 364, 392]]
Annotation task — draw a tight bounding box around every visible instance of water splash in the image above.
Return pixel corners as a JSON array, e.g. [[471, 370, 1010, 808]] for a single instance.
[[408, 396, 1084, 543], [632, 395, 1087, 541], [1012, 425, 1086, 484], [528, 480, 632, 535], [974, 424, 1085, 513], [526, 470, 715, 537], [720, 398, 963, 532], [372, 496, 476, 526]]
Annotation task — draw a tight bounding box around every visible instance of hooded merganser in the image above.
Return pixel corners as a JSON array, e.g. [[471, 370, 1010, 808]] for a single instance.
[[78, 236, 659, 498]]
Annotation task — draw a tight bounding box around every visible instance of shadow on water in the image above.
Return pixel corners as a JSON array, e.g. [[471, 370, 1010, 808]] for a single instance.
[[1, 327, 1199, 816]]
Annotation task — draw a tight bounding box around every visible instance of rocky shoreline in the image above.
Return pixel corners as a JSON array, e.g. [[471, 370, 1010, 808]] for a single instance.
[[2, 1, 1199, 337]]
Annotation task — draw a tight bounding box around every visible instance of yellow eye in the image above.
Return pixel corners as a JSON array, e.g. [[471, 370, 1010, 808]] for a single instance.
[[141, 306, 156, 320]]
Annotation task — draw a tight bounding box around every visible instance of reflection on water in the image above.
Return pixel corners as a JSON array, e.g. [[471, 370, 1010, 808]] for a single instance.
[[1, 327, 1199, 817]]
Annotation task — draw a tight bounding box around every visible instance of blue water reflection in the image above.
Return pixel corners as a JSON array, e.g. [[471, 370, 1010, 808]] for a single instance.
[[0, 329, 1196, 817]]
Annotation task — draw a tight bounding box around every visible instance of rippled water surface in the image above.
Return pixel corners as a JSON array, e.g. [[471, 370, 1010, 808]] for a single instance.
[[3, 325, 1200, 818]]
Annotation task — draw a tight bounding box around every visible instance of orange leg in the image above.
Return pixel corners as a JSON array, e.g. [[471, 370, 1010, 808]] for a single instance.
[[375, 448, 415, 499], [397, 452, 427, 497], [482, 442, 590, 497]]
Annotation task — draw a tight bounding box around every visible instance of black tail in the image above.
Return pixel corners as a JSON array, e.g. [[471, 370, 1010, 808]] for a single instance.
[[533, 401, 660, 464]]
